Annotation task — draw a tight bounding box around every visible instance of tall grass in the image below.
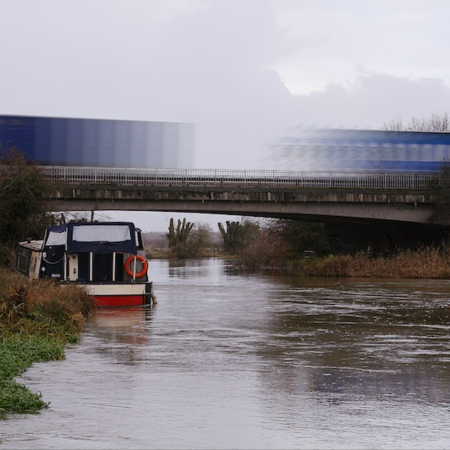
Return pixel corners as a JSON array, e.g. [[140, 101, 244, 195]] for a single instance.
[[0, 269, 93, 415], [298, 246, 450, 279]]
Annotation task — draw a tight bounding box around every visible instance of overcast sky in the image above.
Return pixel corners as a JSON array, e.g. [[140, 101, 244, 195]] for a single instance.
[[1, 0, 450, 231]]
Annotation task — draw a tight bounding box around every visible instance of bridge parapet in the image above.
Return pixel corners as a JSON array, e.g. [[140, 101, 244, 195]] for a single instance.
[[41, 166, 435, 190]]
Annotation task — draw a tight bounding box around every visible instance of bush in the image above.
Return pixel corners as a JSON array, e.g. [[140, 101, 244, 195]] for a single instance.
[[0, 147, 55, 266], [235, 230, 289, 269]]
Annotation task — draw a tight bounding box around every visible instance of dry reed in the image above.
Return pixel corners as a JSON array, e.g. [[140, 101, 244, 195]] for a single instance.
[[0, 269, 93, 337], [299, 246, 450, 279]]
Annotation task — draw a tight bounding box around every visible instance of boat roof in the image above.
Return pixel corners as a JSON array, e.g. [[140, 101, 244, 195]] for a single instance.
[[44, 222, 139, 254], [19, 239, 44, 251]]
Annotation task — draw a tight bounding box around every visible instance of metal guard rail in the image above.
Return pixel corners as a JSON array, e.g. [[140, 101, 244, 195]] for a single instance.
[[40, 166, 436, 190]]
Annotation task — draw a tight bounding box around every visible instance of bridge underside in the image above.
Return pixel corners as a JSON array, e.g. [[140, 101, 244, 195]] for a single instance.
[[49, 185, 449, 253], [50, 185, 438, 226]]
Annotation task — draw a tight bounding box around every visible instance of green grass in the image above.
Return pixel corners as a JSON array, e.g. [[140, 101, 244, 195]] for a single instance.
[[0, 335, 67, 414], [0, 268, 93, 416]]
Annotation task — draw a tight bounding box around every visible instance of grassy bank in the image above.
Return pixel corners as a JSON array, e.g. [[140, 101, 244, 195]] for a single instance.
[[297, 247, 450, 279], [0, 269, 92, 416]]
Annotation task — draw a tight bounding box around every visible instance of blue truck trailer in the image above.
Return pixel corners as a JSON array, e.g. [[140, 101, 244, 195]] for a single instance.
[[0, 115, 194, 168], [270, 127, 450, 173]]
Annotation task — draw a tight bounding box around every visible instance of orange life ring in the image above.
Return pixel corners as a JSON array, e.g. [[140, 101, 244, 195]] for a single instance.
[[124, 254, 148, 278]]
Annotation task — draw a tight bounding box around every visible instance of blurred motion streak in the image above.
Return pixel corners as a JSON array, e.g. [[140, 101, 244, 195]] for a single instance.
[[0, 115, 194, 169], [268, 127, 450, 173]]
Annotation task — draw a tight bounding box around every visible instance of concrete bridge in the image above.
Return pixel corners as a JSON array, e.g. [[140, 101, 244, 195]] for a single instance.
[[41, 166, 443, 227]]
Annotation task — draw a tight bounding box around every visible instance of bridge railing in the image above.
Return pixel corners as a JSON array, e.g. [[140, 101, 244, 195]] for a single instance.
[[40, 166, 435, 190]]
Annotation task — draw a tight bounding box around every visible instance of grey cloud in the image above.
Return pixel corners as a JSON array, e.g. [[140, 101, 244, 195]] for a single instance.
[[289, 74, 450, 130]]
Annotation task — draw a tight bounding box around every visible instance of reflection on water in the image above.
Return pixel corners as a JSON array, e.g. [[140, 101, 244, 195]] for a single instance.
[[91, 307, 154, 344], [2, 259, 450, 449]]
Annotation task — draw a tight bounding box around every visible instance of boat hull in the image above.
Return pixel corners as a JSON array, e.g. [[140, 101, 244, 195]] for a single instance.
[[66, 281, 155, 308], [92, 294, 150, 308]]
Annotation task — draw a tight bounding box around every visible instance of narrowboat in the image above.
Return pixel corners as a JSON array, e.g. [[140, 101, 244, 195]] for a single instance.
[[15, 221, 156, 308]]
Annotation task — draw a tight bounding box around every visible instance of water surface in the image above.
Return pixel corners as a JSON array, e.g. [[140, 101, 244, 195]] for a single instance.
[[2, 259, 450, 449]]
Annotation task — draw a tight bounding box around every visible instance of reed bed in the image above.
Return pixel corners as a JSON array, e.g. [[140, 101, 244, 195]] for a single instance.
[[299, 247, 450, 279]]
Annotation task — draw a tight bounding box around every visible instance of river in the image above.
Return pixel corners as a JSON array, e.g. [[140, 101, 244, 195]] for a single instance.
[[2, 258, 450, 449]]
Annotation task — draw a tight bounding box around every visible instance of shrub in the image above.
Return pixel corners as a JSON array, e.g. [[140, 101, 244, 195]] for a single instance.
[[235, 230, 289, 269]]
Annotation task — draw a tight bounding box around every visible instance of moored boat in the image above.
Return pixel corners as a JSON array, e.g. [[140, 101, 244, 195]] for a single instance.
[[15, 221, 156, 308]]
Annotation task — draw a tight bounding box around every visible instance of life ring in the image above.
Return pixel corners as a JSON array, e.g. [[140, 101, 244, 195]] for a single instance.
[[124, 254, 148, 279]]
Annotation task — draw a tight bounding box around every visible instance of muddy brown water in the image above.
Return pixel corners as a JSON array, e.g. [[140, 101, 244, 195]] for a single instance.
[[2, 258, 450, 449]]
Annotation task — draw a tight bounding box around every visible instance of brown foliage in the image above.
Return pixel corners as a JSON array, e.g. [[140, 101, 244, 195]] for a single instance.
[[299, 247, 450, 279], [0, 269, 93, 335], [235, 230, 289, 269]]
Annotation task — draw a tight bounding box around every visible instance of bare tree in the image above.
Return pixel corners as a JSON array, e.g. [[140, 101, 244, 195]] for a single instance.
[[166, 218, 194, 248], [383, 115, 405, 131], [384, 112, 450, 132], [217, 219, 260, 254]]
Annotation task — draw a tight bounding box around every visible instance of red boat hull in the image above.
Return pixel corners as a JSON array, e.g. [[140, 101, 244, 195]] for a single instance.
[[92, 294, 150, 308], [83, 282, 155, 308]]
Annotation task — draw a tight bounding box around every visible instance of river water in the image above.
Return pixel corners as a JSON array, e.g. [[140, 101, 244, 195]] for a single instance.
[[2, 258, 450, 449]]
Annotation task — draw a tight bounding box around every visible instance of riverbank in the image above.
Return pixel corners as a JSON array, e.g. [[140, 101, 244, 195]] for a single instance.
[[297, 246, 450, 278], [151, 245, 450, 279], [0, 269, 93, 415]]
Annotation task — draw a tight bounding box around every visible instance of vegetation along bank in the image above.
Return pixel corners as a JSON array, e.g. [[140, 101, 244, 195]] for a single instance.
[[0, 269, 92, 416]]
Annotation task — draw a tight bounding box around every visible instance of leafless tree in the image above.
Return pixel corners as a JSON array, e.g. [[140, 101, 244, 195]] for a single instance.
[[384, 112, 450, 132]]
